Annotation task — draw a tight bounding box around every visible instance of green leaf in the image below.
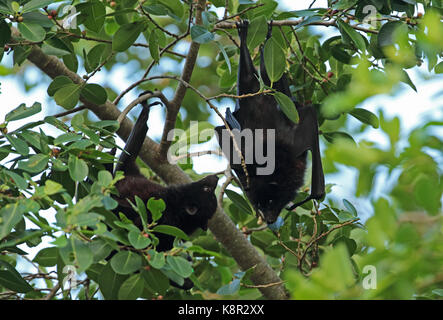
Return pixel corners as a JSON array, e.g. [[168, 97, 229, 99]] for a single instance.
[[47, 76, 73, 96], [215, 41, 232, 74], [414, 175, 441, 215], [247, 16, 268, 50], [69, 213, 103, 227], [44, 180, 63, 195], [0, 261, 33, 293], [330, 45, 353, 64], [17, 154, 49, 173], [152, 225, 190, 241], [22, 0, 55, 13], [158, 0, 184, 20], [17, 22, 46, 42], [322, 131, 356, 144], [263, 37, 286, 84], [81, 83, 108, 105], [68, 155, 89, 182], [141, 268, 169, 295], [343, 199, 358, 217], [89, 239, 114, 263], [225, 189, 253, 215], [166, 255, 193, 278], [98, 262, 128, 300], [63, 53, 78, 73], [54, 132, 82, 145], [147, 197, 165, 222], [134, 196, 148, 228], [217, 278, 241, 295], [274, 92, 299, 124], [400, 69, 417, 92], [294, 15, 322, 30], [435, 61, 443, 74], [59, 238, 93, 273], [337, 20, 366, 52], [0, 202, 27, 239], [33, 247, 58, 267], [4, 170, 28, 190], [86, 44, 107, 72], [148, 31, 159, 62], [81, 1, 106, 33], [112, 22, 145, 52], [118, 273, 144, 300], [5, 102, 41, 122], [128, 230, 151, 249], [349, 108, 379, 128], [110, 251, 142, 275], [378, 21, 407, 48], [190, 25, 214, 44], [54, 83, 82, 109], [5, 134, 29, 156], [147, 249, 165, 269]]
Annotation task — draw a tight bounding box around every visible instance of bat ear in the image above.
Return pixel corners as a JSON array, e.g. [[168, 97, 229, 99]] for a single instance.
[[200, 175, 219, 190]]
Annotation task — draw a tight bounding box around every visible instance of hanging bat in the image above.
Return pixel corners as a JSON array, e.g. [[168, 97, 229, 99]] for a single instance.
[[109, 92, 219, 252], [215, 21, 325, 224]]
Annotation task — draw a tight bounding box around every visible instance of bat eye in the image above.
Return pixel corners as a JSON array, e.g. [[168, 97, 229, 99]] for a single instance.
[[185, 205, 198, 216], [268, 199, 273, 204], [203, 186, 212, 192]]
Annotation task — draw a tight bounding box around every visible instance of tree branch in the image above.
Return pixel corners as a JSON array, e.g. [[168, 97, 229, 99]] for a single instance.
[[215, 18, 378, 34], [158, 1, 205, 159]]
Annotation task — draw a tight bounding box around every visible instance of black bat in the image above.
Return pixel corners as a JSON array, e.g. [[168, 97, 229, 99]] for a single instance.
[[109, 93, 219, 252], [215, 21, 325, 224]]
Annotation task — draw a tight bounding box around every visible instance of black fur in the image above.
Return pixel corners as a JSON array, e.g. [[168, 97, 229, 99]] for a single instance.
[[215, 21, 325, 224], [110, 96, 219, 252]]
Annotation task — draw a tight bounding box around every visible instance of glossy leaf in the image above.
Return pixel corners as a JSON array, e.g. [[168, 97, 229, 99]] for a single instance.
[[263, 37, 286, 83], [118, 273, 144, 300], [112, 22, 145, 52], [81, 83, 108, 105], [349, 108, 380, 128], [274, 91, 299, 124], [17, 154, 49, 173], [166, 255, 193, 278], [147, 197, 165, 222], [110, 251, 142, 275], [190, 25, 214, 44], [128, 230, 151, 249], [68, 155, 89, 182], [5, 102, 41, 122], [152, 225, 190, 241], [225, 189, 253, 215], [54, 83, 82, 109], [337, 20, 366, 52], [17, 22, 45, 42]]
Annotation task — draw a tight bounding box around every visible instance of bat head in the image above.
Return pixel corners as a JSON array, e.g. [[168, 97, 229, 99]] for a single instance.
[[169, 175, 219, 232], [246, 177, 296, 224]]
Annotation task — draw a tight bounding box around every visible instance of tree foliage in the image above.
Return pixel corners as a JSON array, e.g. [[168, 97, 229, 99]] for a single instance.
[[0, 0, 442, 300]]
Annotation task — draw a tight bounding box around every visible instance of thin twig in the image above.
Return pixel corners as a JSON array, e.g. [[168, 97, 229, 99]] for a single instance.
[[51, 105, 87, 118], [216, 3, 265, 25], [242, 280, 285, 289], [218, 169, 234, 209], [215, 19, 378, 34], [42, 282, 61, 300], [172, 149, 223, 163]]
